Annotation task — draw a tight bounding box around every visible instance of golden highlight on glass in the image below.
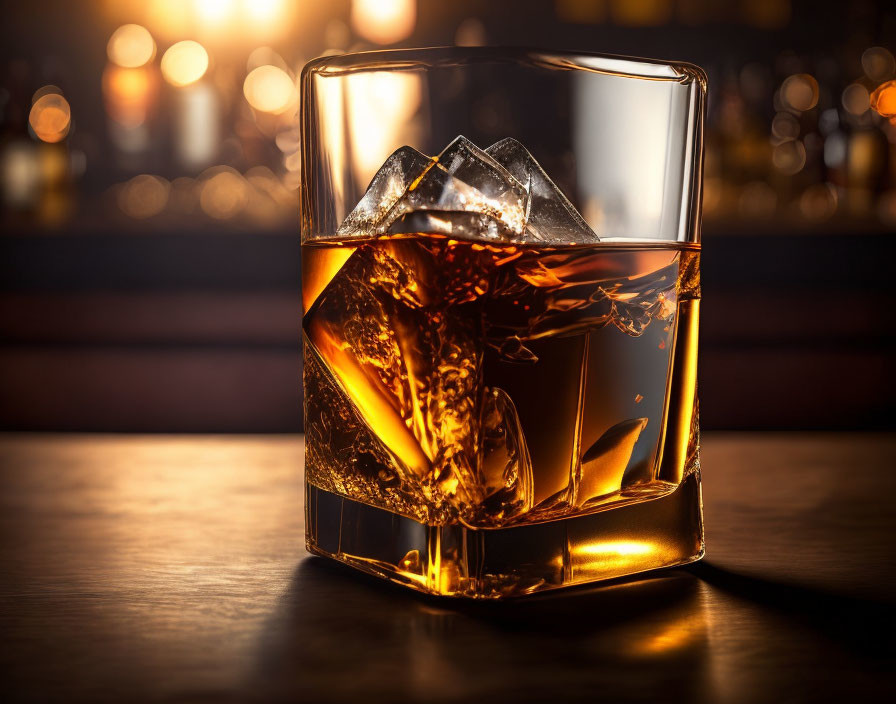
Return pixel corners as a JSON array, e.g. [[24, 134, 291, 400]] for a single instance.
[[301, 49, 706, 598]]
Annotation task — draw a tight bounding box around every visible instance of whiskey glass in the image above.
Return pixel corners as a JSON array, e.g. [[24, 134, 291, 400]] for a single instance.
[[301, 47, 706, 598]]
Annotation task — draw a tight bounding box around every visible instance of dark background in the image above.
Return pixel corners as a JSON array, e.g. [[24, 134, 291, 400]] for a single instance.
[[1, 0, 894, 432]]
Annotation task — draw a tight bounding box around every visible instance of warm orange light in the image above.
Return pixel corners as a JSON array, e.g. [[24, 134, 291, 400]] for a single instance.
[[862, 47, 896, 83], [29, 93, 71, 143], [780, 73, 818, 112], [771, 111, 799, 141], [842, 82, 870, 116], [243, 65, 295, 114], [118, 174, 170, 218], [199, 168, 248, 219], [194, 0, 236, 25], [346, 71, 422, 185], [302, 245, 355, 313], [350, 0, 416, 45], [103, 65, 155, 127], [324, 19, 350, 50], [799, 183, 838, 221], [32, 85, 62, 102], [107, 24, 156, 68], [0, 141, 41, 207], [243, 0, 285, 25], [574, 541, 654, 557], [161, 41, 209, 87], [870, 80, 896, 118], [305, 321, 431, 476], [246, 46, 288, 73], [145, 0, 192, 39], [772, 140, 806, 175]]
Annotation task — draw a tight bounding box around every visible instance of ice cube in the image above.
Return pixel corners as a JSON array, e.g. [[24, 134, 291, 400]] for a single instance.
[[336, 136, 598, 244], [486, 138, 599, 244], [385, 136, 528, 238], [336, 146, 431, 237], [476, 387, 534, 522]]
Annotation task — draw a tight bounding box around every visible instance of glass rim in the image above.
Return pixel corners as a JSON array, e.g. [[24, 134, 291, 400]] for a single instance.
[[302, 45, 707, 87]]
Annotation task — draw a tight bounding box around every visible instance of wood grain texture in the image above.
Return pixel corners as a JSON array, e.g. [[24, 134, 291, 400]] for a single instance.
[[0, 433, 894, 703]]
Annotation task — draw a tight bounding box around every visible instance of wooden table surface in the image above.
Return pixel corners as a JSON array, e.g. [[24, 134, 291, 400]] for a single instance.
[[0, 433, 894, 703]]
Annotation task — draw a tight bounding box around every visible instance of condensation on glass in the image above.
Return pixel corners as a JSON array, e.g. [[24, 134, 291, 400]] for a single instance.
[[301, 47, 706, 598]]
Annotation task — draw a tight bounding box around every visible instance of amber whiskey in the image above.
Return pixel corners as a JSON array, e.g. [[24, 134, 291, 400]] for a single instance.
[[303, 234, 702, 597]]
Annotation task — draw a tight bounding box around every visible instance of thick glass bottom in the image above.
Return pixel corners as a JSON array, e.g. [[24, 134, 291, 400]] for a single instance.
[[305, 469, 704, 599]]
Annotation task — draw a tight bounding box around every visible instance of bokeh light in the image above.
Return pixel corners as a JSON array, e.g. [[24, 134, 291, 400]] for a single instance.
[[247, 47, 288, 73], [861, 47, 896, 83], [32, 85, 63, 102], [172, 81, 220, 168], [103, 65, 156, 128], [799, 183, 838, 220], [243, 65, 295, 114], [194, 0, 236, 25], [161, 41, 209, 87], [870, 80, 896, 118], [771, 111, 800, 141], [0, 141, 41, 207], [145, 0, 192, 39], [244, 0, 286, 25], [107, 24, 156, 68], [780, 74, 819, 112], [29, 93, 72, 143], [772, 139, 806, 174], [118, 174, 170, 218], [842, 82, 870, 116], [167, 176, 198, 214], [351, 0, 416, 45], [200, 168, 248, 219]]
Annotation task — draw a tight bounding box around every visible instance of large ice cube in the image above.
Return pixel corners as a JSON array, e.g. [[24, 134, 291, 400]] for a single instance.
[[385, 136, 528, 238], [336, 136, 599, 244], [486, 138, 599, 244], [304, 237, 536, 526], [336, 146, 431, 237]]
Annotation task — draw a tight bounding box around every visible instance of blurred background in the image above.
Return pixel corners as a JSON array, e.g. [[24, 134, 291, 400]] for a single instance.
[[0, 0, 893, 432]]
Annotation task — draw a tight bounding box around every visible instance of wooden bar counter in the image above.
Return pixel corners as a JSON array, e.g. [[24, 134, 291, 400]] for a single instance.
[[0, 433, 893, 702]]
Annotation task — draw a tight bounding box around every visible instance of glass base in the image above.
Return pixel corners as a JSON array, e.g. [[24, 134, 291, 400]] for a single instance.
[[305, 469, 704, 599]]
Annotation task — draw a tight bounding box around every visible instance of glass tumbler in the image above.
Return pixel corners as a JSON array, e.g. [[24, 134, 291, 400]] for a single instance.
[[301, 47, 706, 598]]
